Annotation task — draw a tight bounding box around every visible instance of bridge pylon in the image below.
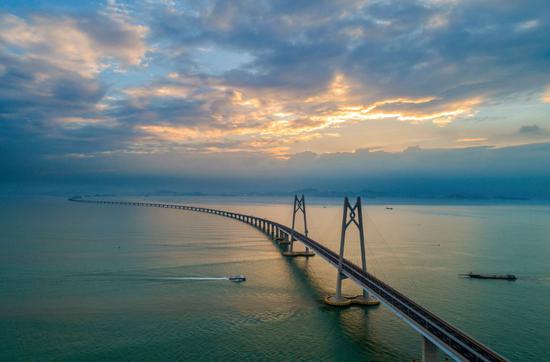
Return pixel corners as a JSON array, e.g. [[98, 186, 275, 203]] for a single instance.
[[325, 197, 380, 307], [282, 194, 315, 257]]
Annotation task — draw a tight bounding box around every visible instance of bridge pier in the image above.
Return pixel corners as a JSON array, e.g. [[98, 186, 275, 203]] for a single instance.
[[277, 231, 290, 245], [422, 337, 439, 362], [325, 197, 379, 307], [274, 228, 284, 243], [283, 195, 315, 257]]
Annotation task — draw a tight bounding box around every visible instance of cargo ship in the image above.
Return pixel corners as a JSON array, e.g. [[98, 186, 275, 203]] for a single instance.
[[459, 272, 516, 280]]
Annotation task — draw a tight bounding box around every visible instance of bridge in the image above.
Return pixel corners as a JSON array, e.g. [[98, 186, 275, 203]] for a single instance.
[[69, 196, 507, 362]]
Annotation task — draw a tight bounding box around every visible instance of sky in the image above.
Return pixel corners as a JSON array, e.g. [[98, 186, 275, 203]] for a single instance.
[[1, 0, 550, 197]]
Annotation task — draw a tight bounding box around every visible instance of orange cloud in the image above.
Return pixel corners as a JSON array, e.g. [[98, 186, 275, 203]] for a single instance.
[[137, 125, 227, 141], [0, 13, 148, 78], [457, 138, 488, 143], [125, 85, 192, 99], [126, 73, 486, 155], [542, 85, 550, 103]]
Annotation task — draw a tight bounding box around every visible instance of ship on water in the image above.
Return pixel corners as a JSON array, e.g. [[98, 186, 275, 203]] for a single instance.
[[460, 272, 517, 281]]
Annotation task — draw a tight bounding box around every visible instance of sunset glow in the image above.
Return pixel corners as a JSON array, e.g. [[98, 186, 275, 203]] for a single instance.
[[1, 0, 550, 190]]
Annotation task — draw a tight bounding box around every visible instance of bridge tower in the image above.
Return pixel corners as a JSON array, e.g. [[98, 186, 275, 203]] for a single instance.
[[325, 197, 380, 306], [282, 194, 315, 257]]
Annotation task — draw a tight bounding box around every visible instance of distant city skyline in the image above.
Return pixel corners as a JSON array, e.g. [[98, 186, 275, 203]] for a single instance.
[[1, 1, 550, 195]]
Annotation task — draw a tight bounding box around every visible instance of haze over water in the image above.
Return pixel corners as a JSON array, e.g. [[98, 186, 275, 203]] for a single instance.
[[1, 196, 548, 361]]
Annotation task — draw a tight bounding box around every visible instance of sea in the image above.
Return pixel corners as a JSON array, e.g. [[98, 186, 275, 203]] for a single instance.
[[1, 196, 549, 361]]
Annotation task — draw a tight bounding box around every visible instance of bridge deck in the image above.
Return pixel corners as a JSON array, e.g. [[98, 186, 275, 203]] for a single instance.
[[69, 197, 507, 362]]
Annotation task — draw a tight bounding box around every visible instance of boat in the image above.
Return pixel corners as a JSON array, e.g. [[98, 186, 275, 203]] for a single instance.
[[460, 272, 516, 281], [386, 207, 393, 210], [228, 275, 246, 282]]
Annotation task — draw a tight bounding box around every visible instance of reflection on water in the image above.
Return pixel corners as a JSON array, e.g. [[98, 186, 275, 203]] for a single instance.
[[0, 196, 549, 361]]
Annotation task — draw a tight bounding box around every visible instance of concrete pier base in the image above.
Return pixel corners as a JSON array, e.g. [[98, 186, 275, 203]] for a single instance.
[[324, 295, 352, 306], [350, 294, 380, 306], [422, 337, 439, 362], [282, 250, 315, 257], [324, 294, 380, 307]]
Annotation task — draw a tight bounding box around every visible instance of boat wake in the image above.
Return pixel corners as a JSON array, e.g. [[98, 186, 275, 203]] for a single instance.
[[155, 276, 227, 281], [66, 271, 247, 283], [151, 275, 246, 282]]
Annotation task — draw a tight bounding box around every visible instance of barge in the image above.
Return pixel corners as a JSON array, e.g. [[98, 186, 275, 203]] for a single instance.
[[460, 272, 516, 280]]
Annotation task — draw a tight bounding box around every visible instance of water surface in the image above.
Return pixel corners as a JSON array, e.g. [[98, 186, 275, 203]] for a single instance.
[[1, 196, 549, 361]]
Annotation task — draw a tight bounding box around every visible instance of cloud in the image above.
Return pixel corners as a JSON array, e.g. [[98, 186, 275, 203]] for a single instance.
[[518, 125, 545, 135], [55, 116, 117, 129], [0, 51, 106, 122], [104, 71, 486, 158], [457, 138, 488, 143], [137, 0, 550, 137], [0, 13, 148, 77], [4, 139, 550, 198], [542, 84, 550, 103], [1, 0, 550, 191], [0, 7, 149, 156]]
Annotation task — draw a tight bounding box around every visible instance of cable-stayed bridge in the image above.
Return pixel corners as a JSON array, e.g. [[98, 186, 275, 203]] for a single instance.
[[69, 196, 507, 362]]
